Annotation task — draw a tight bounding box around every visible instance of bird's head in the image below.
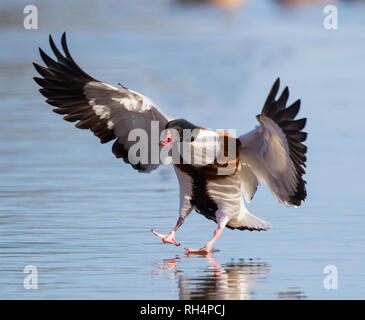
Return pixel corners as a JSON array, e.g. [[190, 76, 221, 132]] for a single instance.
[[161, 118, 200, 146]]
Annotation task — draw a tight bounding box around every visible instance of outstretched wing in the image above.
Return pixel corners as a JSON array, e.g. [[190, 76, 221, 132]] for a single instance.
[[33, 33, 169, 173], [238, 78, 307, 207]]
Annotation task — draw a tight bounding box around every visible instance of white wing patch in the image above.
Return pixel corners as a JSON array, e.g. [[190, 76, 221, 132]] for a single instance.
[[239, 115, 298, 206], [92, 104, 111, 119]]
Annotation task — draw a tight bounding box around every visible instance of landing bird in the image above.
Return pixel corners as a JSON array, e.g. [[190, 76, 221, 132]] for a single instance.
[[33, 33, 307, 253]]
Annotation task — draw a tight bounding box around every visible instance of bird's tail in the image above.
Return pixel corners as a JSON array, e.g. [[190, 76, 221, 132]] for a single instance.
[[227, 212, 271, 231]]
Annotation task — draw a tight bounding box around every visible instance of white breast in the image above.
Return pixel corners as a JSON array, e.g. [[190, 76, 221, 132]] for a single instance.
[[206, 167, 243, 221]]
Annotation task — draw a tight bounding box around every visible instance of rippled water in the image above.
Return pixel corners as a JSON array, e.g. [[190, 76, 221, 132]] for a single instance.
[[1, 0, 365, 299]]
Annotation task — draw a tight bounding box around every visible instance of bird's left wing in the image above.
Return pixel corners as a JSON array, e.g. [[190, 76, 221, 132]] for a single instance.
[[33, 33, 169, 173], [238, 78, 307, 207]]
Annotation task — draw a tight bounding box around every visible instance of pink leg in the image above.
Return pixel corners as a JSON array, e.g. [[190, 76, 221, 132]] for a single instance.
[[185, 227, 224, 254], [151, 217, 184, 246]]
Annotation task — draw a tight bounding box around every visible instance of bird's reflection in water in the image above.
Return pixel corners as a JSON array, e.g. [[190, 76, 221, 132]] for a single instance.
[[153, 256, 184, 280], [153, 253, 270, 300]]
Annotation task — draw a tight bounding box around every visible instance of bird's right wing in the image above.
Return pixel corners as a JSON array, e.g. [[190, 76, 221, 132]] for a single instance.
[[33, 33, 169, 173], [238, 78, 307, 207]]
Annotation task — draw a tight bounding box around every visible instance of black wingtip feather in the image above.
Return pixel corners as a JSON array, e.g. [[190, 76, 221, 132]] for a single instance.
[[61, 32, 72, 61], [39, 47, 59, 71], [261, 79, 308, 206], [262, 78, 280, 115], [49, 34, 64, 61], [279, 118, 307, 131], [276, 86, 289, 110], [33, 77, 45, 87]]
